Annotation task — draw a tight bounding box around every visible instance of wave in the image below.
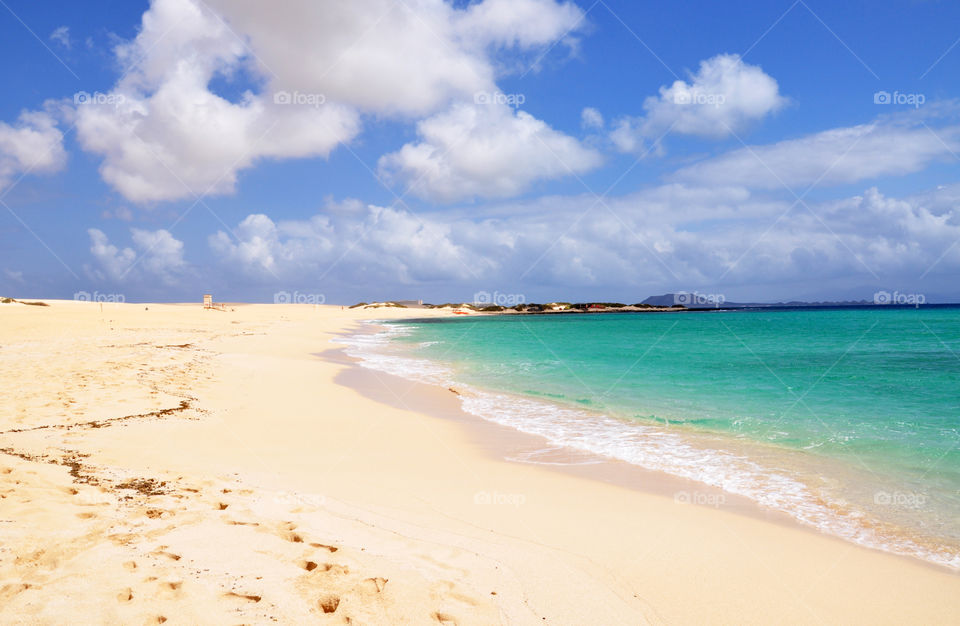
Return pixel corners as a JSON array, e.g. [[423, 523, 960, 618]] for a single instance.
[[334, 321, 960, 571]]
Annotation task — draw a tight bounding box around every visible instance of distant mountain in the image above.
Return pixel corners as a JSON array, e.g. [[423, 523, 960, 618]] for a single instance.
[[641, 294, 877, 308], [642, 294, 684, 307]]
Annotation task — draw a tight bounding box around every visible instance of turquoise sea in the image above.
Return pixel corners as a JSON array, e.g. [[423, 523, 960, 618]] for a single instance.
[[340, 307, 960, 569]]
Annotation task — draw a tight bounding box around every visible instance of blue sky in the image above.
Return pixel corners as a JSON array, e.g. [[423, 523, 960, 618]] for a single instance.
[[1, 0, 959, 304]]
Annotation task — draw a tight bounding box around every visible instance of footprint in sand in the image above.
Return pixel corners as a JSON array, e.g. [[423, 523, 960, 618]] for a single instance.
[[223, 591, 262, 603], [299, 561, 347, 575], [158, 581, 182, 596], [0, 583, 33, 601], [317, 592, 340, 614], [358, 577, 388, 593], [309, 542, 339, 553], [433, 612, 458, 625]]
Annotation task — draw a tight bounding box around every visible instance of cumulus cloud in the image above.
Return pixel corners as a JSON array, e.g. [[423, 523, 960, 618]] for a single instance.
[[209, 200, 492, 285], [87, 228, 186, 284], [379, 102, 602, 202], [455, 0, 585, 50], [76, 0, 359, 204], [200, 183, 960, 301], [210, 0, 585, 114], [611, 53, 786, 153], [75, 0, 589, 204], [673, 121, 960, 190], [0, 109, 67, 194]]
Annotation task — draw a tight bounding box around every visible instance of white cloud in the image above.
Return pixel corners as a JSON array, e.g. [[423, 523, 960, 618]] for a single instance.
[[609, 117, 644, 154], [76, 0, 359, 204], [76, 0, 588, 204], [455, 0, 585, 50], [209, 201, 492, 285], [611, 53, 786, 153], [0, 109, 67, 194], [87, 227, 186, 284], [581, 107, 604, 130], [199, 182, 960, 302], [379, 102, 602, 202], [50, 26, 71, 49], [88, 229, 136, 282], [673, 121, 960, 190]]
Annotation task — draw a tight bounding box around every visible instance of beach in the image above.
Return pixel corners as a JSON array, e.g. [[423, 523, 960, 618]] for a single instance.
[[2, 301, 959, 625]]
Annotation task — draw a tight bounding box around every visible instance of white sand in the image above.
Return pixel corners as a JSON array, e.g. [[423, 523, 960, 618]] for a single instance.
[[1, 301, 958, 624]]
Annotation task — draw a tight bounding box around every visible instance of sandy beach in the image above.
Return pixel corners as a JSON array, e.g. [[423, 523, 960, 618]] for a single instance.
[[1, 300, 958, 625]]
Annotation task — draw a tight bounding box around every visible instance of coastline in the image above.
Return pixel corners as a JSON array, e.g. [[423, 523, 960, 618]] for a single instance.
[[1, 301, 958, 624], [326, 341, 812, 530], [339, 316, 960, 573]]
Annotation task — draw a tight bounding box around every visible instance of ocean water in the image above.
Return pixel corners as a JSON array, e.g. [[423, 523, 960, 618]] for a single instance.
[[337, 307, 960, 569]]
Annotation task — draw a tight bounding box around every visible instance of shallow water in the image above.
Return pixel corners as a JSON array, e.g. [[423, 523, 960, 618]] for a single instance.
[[337, 307, 960, 569]]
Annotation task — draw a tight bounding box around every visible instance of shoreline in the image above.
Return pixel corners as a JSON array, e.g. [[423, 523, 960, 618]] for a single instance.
[[325, 342, 824, 532], [2, 301, 959, 624], [333, 317, 960, 575]]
